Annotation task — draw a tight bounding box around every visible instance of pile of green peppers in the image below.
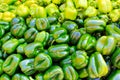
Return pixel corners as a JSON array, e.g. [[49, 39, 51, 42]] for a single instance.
[[0, 0, 120, 80]]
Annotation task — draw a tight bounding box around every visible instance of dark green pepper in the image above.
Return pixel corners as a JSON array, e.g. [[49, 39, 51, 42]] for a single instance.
[[0, 21, 10, 31], [17, 43, 27, 55], [34, 53, 52, 71], [36, 18, 50, 31], [0, 26, 5, 38], [48, 44, 69, 60], [35, 73, 43, 80], [11, 17, 25, 26], [71, 50, 88, 69], [53, 28, 69, 43], [24, 28, 38, 42], [19, 59, 36, 75], [0, 59, 3, 75], [88, 52, 108, 78], [26, 18, 36, 28], [11, 23, 27, 38], [111, 47, 120, 69], [12, 73, 29, 80], [44, 66, 64, 80], [0, 74, 10, 80], [63, 64, 78, 80], [2, 54, 22, 76], [24, 42, 43, 58], [108, 70, 120, 80]]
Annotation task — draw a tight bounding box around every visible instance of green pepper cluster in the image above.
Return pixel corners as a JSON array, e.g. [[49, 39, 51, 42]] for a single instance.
[[0, 0, 120, 80]]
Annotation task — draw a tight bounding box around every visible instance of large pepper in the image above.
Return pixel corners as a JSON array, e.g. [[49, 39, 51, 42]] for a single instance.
[[35, 73, 43, 80], [30, 4, 47, 18], [0, 74, 10, 80], [34, 53, 52, 71], [11, 23, 27, 38], [2, 54, 22, 76], [71, 50, 88, 69], [79, 68, 88, 78], [62, 21, 78, 33], [63, 64, 78, 80], [11, 17, 25, 26], [12, 73, 29, 80], [36, 18, 50, 31], [24, 28, 38, 42], [53, 28, 69, 43], [34, 31, 49, 46], [77, 34, 96, 52], [17, 43, 27, 55], [84, 18, 106, 33], [97, 0, 112, 13], [24, 42, 43, 58], [48, 44, 69, 60], [0, 59, 4, 75], [88, 52, 108, 78], [106, 24, 120, 45], [19, 59, 36, 75], [96, 36, 116, 55], [2, 38, 25, 54], [108, 70, 120, 80], [111, 47, 120, 69], [43, 66, 64, 80]]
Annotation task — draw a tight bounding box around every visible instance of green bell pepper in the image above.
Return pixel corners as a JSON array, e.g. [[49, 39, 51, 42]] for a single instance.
[[0, 21, 10, 31], [19, 59, 36, 75], [96, 36, 116, 55], [17, 43, 27, 55], [2, 54, 22, 76], [34, 31, 49, 46], [84, 18, 106, 33], [36, 18, 50, 31], [0, 59, 3, 75], [79, 68, 88, 78], [0, 74, 10, 80], [70, 29, 82, 45], [60, 55, 72, 66], [98, 14, 109, 23], [71, 50, 88, 69], [77, 34, 96, 52], [0, 26, 5, 38], [62, 21, 78, 33], [2, 38, 25, 54], [53, 28, 69, 43], [12, 73, 29, 80], [108, 70, 120, 80], [50, 23, 61, 33], [63, 64, 78, 80], [34, 53, 52, 71], [111, 47, 120, 69], [79, 28, 86, 35], [46, 34, 54, 46], [44, 66, 64, 80], [106, 24, 120, 45], [35, 73, 43, 80], [24, 42, 43, 58], [24, 28, 38, 42], [98, 0, 112, 13], [26, 18, 36, 28], [11, 23, 27, 38], [69, 46, 76, 55], [88, 52, 108, 78], [45, 3, 60, 17], [11, 17, 25, 26], [47, 16, 58, 24], [48, 44, 69, 60]]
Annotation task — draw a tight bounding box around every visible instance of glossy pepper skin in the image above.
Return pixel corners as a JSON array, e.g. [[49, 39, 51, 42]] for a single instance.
[[11, 23, 27, 38], [60, 55, 72, 66], [98, 0, 112, 13], [17, 43, 27, 55], [36, 18, 50, 31], [96, 36, 116, 55], [0, 26, 5, 38], [106, 24, 120, 45], [77, 34, 96, 52], [50, 23, 61, 33], [62, 21, 78, 33], [48, 44, 69, 60], [0, 21, 10, 31], [26, 18, 36, 28], [24, 42, 43, 58], [24, 28, 38, 42], [2, 38, 25, 54], [44, 66, 64, 80], [79, 68, 88, 78], [12, 73, 29, 80], [71, 50, 88, 69], [34, 31, 49, 46], [34, 53, 52, 71], [108, 70, 120, 80], [111, 47, 120, 69], [0, 74, 10, 80], [35, 73, 43, 80], [63, 64, 78, 80], [53, 28, 69, 43], [0, 59, 4, 75], [19, 59, 36, 75], [2, 54, 22, 76], [84, 18, 106, 33], [11, 17, 25, 26], [88, 52, 108, 78]]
